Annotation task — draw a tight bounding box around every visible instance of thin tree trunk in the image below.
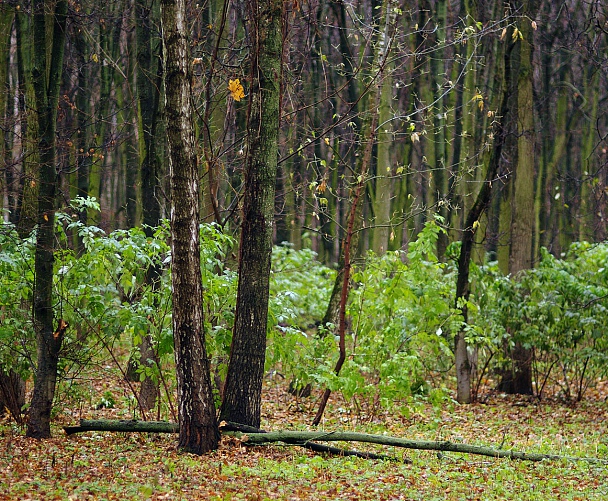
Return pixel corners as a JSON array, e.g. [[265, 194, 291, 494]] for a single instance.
[[161, 0, 219, 454], [74, 25, 91, 255], [14, 9, 38, 237], [0, 369, 25, 424], [220, 0, 283, 429], [0, 7, 12, 219], [136, 0, 163, 411]]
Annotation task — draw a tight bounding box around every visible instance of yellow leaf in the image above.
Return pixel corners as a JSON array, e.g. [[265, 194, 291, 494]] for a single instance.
[[43, 214, 49, 222], [228, 79, 245, 101]]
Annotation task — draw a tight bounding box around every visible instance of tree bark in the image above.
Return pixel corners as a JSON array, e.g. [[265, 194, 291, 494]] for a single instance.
[[220, 0, 283, 429], [503, 4, 538, 396], [136, 0, 163, 412], [0, 369, 25, 424], [161, 0, 219, 454], [26, 0, 68, 439]]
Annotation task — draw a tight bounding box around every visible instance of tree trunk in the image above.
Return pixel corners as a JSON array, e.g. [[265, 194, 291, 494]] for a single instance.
[[26, 0, 68, 439], [219, 0, 283, 429], [136, 0, 163, 411], [161, 0, 219, 454], [14, 9, 38, 237], [454, 37, 514, 402], [504, 7, 537, 396], [0, 7, 12, 219], [74, 25, 91, 255], [0, 369, 25, 424]]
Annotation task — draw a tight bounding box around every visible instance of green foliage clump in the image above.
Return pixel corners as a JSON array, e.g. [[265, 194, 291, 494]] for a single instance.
[[266, 220, 459, 411], [470, 242, 608, 401], [4, 198, 608, 418], [0, 205, 236, 412]]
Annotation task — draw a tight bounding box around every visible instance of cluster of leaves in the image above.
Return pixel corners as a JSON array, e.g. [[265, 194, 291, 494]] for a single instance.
[[335, 221, 459, 409], [266, 220, 460, 412]]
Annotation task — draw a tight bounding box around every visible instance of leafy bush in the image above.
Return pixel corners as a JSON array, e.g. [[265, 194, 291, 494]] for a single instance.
[[267, 220, 460, 412], [4, 199, 608, 419], [469, 243, 608, 401]]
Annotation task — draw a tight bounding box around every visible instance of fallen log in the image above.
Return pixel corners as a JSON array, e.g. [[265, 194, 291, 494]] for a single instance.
[[63, 420, 607, 464], [225, 430, 608, 464], [63, 419, 398, 462], [64, 419, 178, 435], [218, 421, 400, 461]]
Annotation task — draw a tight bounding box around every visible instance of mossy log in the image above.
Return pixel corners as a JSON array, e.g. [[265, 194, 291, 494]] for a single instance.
[[227, 430, 608, 463], [63, 420, 608, 464], [63, 419, 396, 461]]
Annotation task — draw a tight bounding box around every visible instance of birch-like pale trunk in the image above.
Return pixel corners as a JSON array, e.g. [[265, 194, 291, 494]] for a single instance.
[[161, 0, 219, 454]]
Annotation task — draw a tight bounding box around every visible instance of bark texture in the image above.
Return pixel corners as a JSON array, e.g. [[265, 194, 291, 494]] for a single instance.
[[161, 0, 219, 454], [26, 0, 68, 439], [136, 0, 163, 411], [220, 0, 283, 428]]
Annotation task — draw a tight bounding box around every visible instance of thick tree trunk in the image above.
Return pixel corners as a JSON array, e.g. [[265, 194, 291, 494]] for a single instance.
[[454, 41, 514, 402], [504, 6, 538, 396], [219, 0, 283, 429], [26, 0, 68, 440], [161, 0, 219, 454]]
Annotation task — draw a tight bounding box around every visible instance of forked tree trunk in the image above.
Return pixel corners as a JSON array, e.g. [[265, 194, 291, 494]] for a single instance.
[[26, 0, 68, 439], [219, 0, 283, 429], [161, 0, 219, 454]]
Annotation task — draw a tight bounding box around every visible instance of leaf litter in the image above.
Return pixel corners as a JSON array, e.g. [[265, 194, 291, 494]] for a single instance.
[[1, 377, 607, 500]]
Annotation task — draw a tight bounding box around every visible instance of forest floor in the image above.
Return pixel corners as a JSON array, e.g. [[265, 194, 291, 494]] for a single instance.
[[1, 375, 607, 500]]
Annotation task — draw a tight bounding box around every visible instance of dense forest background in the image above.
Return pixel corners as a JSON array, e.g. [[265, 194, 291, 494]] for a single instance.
[[2, 0, 606, 257], [0, 0, 607, 444]]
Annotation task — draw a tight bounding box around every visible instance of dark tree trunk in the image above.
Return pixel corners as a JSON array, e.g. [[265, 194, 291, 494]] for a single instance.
[[161, 0, 219, 454], [26, 0, 68, 439], [220, 0, 283, 428], [136, 0, 163, 412], [497, 1, 539, 396], [0, 369, 25, 424], [454, 37, 515, 402]]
